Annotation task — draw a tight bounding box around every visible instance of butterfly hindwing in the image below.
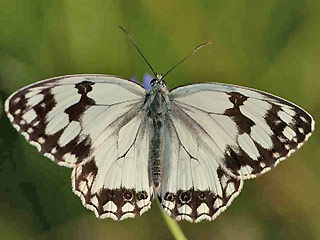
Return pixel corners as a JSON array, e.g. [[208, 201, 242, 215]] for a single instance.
[[72, 117, 153, 220], [170, 83, 314, 179], [158, 115, 243, 222]]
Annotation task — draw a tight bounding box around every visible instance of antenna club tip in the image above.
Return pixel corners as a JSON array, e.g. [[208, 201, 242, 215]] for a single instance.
[[207, 41, 212, 45]]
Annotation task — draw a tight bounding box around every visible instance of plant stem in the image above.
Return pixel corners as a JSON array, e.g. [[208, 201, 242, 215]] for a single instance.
[[156, 199, 187, 240]]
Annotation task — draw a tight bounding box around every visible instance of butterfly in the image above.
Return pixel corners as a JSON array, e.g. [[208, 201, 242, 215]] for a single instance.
[[5, 28, 315, 223]]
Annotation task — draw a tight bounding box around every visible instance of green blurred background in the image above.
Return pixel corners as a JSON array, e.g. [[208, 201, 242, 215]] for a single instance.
[[0, 0, 319, 239]]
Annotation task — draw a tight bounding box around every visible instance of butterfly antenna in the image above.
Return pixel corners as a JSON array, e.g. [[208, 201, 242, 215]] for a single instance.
[[118, 26, 157, 78], [162, 41, 212, 79]]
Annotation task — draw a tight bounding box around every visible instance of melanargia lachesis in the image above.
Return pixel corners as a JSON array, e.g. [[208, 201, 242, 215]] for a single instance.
[[5, 29, 315, 222]]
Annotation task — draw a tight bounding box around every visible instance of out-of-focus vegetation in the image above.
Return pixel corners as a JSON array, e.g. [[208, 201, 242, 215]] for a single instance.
[[0, 1, 319, 239]]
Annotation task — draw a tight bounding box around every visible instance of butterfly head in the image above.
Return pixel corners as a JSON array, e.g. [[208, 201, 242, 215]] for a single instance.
[[150, 74, 168, 94]]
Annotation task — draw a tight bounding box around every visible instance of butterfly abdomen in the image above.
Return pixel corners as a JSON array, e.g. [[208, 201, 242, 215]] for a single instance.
[[150, 157, 161, 188], [148, 92, 166, 189], [148, 116, 163, 189]]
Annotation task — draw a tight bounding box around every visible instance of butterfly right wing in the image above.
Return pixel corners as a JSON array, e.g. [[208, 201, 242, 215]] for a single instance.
[[158, 112, 243, 222], [158, 82, 314, 222], [6, 74, 153, 220]]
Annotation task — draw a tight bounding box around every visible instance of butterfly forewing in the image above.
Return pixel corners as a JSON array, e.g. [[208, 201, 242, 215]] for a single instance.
[[5, 75, 145, 166], [5, 74, 154, 220], [170, 83, 315, 179]]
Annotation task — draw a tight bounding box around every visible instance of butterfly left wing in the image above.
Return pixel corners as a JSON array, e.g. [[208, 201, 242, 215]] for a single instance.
[[169, 82, 314, 180], [72, 116, 153, 220], [5, 74, 153, 220]]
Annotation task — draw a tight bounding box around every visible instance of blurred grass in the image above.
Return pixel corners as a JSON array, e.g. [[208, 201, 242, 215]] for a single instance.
[[0, 0, 319, 239]]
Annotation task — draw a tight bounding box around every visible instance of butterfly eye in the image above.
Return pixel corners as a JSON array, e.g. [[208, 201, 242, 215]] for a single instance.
[[150, 79, 157, 86]]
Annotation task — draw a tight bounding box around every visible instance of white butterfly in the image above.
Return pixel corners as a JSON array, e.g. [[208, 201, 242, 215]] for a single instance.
[[5, 28, 315, 222]]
